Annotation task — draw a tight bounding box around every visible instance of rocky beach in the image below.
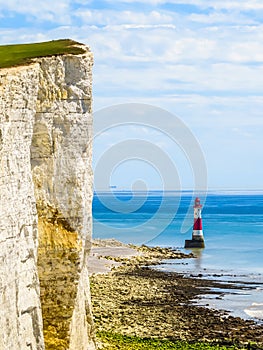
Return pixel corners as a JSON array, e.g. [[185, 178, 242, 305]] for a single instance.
[[89, 240, 263, 349]]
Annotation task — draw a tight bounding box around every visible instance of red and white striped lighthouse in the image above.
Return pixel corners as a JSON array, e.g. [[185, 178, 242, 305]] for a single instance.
[[185, 197, 205, 248]]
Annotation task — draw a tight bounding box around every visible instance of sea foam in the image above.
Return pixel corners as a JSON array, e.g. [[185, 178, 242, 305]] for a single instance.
[[244, 303, 263, 320]]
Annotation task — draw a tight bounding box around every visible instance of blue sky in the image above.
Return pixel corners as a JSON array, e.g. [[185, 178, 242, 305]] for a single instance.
[[1, 0, 263, 190]]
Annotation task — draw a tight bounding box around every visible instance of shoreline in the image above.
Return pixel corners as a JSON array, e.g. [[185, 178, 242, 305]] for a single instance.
[[89, 239, 263, 349], [153, 260, 263, 325]]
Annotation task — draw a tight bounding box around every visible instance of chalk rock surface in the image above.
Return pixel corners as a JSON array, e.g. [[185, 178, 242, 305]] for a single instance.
[[0, 46, 95, 349]]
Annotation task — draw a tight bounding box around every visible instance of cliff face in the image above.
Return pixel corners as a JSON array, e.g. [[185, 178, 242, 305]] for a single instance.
[[0, 46, 95, 349], [0, 64, 44, 350]]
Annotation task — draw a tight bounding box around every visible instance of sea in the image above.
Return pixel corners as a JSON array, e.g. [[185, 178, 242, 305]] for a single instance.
[[92, 191, 263, 324]]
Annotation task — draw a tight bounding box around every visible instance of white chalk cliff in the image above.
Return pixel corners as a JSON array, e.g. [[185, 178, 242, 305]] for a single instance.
[[0, 45, 95, 349]]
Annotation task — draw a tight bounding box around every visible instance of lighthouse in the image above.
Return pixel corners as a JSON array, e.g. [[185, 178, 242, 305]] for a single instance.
[[185, 197, 205, 248]]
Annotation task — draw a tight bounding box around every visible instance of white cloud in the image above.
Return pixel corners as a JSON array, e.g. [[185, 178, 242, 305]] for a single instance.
[[189, 12, 256, 25], [119, 24, 176, 29], [0, 0, 72, 24], [228, 42, 263, 62], [74, 9, 173, 26], [208, 0, 263, 10], [102, 0, 263, 11]]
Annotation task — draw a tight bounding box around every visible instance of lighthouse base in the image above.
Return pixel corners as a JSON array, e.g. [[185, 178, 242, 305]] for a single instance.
[[184, 238, 205, 249]]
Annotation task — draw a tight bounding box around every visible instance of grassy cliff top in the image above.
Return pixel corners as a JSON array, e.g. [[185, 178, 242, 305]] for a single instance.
[[0, 39, 87, 69]]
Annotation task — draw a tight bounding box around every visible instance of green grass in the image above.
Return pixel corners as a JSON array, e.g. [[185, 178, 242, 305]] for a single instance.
[[0, 39, 86, 69], [96, 332, 250, 350]]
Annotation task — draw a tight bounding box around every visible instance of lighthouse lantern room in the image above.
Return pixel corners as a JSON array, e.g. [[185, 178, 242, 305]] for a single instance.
[[185, 197, 205, 248]]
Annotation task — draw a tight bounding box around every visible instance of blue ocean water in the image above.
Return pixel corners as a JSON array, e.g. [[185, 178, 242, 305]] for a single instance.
[[93, 191, 263, 322]]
